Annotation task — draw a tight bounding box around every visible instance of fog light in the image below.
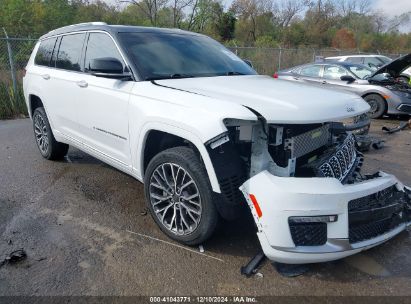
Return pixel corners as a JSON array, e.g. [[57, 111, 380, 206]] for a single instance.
[[289, 215, 338, 223]]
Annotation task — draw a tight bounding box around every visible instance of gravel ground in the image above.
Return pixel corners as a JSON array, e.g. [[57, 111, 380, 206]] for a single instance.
[[0, 117, 411, 296]]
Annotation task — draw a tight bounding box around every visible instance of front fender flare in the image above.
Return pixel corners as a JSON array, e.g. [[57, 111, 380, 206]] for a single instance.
[[134, 121, 221, 193]]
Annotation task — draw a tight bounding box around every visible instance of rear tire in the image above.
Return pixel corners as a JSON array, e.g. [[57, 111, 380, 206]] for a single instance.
[[363, 94, 386, 119], [32, 107, 69, 160], [144, 147, 219, 245]]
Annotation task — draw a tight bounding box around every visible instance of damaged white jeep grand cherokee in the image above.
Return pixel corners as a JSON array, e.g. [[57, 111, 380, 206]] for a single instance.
[[24, 23, 411, 264]]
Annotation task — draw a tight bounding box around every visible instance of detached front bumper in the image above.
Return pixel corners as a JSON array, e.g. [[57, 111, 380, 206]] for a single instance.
[[240, 171, 411, 264]]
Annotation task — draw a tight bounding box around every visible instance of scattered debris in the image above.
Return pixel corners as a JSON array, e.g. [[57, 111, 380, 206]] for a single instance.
[[382, 119, 411, 134], [140, 209, 147, 216], [372, 140, 385, 150], [126, 230, 224, 262], [0, 249, 27, 267], [36, 257, 47, 262], [355, 135, 385, 152], [199, 245, 204, 253], [255, 272, 264, 279], [273, 263, 310, 277], [241, 251, 266, 277], [7, 240, 12, 245], [355, 135, 373, 152]]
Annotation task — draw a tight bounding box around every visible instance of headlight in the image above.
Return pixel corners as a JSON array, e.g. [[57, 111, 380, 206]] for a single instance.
[[331, 114, 370, 135]]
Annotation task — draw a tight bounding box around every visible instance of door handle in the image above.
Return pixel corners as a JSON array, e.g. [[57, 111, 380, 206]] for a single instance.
[[293, 77, 299, 80], [76, 80, 88, 88], [322, 81, 328, 84], [41, 74, 50, 80]]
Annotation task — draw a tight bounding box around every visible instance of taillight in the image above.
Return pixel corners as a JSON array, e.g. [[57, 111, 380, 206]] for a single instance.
[[273, 72, 278, 78]]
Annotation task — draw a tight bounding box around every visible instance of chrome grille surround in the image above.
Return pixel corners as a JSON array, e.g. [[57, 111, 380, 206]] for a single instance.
[[319, 134, 357, 181]]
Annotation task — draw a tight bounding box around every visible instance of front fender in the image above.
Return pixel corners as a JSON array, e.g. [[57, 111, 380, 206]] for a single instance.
[[133, 121, 222, 193]]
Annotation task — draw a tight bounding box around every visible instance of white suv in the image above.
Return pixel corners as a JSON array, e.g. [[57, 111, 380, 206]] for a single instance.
[[24, 23, 411, 264]]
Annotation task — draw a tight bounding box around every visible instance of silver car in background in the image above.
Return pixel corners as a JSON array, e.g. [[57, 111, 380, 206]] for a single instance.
[[325, 54, 411, 83], [276, 55, 411, 118]]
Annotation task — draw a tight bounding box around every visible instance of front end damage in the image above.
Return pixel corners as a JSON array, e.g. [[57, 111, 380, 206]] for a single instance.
[[207, 115, 411, 264]]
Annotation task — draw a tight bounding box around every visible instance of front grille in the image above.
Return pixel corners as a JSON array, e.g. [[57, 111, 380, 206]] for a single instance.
[[348, 186, 397, 212], [289, 222, 327, 246], [348, 185, 410, 243], [349, 217, 402, 243], [397, 104, 411, 114], [319, 134, 356, 181]]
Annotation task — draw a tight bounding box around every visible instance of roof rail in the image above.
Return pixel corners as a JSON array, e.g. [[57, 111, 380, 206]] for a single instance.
[[47, 22, 107, 34]]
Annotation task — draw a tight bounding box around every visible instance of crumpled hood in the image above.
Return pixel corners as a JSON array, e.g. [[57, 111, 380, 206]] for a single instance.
[[371, 53, 411, 78], [155, 75, 369, 123]]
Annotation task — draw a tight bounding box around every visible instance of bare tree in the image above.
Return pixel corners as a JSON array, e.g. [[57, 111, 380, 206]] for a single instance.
[[272, 0, 308, 27], [337, 0, 371, 17], [386, 11, 411, 32], [121, 0, 169, 26], [231, 0, 271, 40], [171, 0, 194, 27], [186, 0, 217, 31], [372, 10, 388, 33]]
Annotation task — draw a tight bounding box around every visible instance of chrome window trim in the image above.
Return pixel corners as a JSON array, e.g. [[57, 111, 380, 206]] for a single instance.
[[35, 30, 137, 80]]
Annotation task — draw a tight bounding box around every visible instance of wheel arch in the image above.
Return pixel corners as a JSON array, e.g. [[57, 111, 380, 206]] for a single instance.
[[137, 123, 222, 193], [28, 94, 44, 117], [361, 92, 388, 112]]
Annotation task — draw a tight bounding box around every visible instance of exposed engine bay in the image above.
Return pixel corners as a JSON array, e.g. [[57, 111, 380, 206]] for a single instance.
[[208, 117, 368, 209], [369, 74, 411, 93]]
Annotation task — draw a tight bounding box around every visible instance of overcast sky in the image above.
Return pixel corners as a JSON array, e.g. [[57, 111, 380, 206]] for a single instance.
[[374, 0, 410, 18], [107, 0, 411, 32]]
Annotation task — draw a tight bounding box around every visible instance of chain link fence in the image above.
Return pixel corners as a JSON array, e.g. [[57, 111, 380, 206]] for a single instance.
[[229, 47, 407, 75], [0, 37, 409, 119], [0, 37, 37, 119]]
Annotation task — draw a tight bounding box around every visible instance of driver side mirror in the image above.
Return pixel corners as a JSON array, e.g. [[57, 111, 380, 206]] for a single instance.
[[89, 57, 132, 80], [340, 75, 355, 83]]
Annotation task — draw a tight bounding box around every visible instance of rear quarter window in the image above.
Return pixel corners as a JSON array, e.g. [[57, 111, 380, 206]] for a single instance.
[[34, 38, 57, 66]]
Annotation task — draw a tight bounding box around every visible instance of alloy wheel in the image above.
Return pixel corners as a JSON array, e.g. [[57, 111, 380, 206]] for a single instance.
[[367, 99, 379, 115], [149, 163, 202, 235], [34, 113, 49, 155]]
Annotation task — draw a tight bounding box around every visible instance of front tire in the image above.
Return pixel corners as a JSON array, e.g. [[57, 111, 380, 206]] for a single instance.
[[363, 94, 386, 119], [32, 107, 69, 160], [144, 147, 218, 245]]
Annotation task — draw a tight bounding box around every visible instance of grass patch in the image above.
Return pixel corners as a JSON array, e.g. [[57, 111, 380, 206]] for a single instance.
[[0, 81, 28, 119]]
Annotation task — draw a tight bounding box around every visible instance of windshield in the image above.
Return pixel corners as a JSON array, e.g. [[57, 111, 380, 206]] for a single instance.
[[378, 56, 392, 64], [118, 32, 257, 80], [347, 64, 373, 79]]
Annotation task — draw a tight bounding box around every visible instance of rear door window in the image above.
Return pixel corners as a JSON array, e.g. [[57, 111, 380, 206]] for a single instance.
[[84, 32, 124, 72], [299, 65, 322, 77], [56, 33, 86, 71], [35, 38, 57, 66]]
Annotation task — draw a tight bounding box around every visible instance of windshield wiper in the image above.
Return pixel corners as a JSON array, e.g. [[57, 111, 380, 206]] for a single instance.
[[170, 73, 194, 79], [145, 74, 195, 81], [226, 71, 246, 76]]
